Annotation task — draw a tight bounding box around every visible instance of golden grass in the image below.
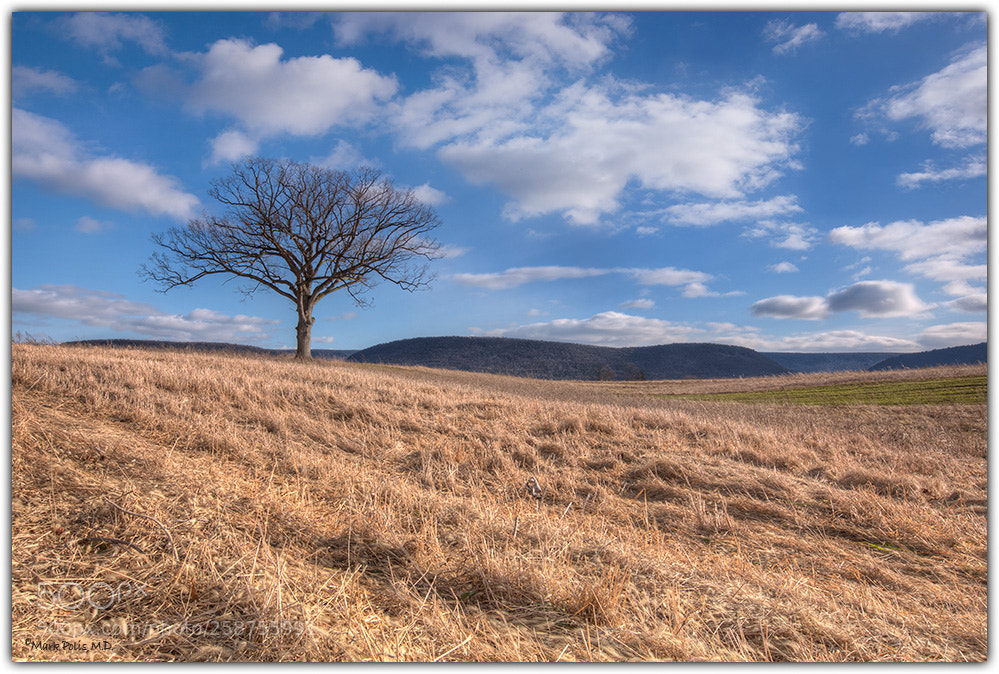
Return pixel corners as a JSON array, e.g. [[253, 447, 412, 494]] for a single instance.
[[11, 344, 987, 661]]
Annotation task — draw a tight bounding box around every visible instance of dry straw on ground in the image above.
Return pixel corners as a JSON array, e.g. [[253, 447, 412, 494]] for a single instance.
[[11, 344, 987, 661]]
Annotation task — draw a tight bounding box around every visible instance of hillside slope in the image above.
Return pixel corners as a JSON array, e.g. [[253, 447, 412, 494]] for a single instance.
[[11, 344, 986, 662], [62, 338, 356, 360], [763, 352, 902, 373], [348, 336, 790, 380], [869, 342, 986, 371]]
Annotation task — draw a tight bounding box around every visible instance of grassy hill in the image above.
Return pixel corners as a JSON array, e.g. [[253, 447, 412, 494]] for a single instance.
[[11, 344, 986, 661], [62, 338, 357, 360], [348, 336, 791, 380], [868, 342, 986, 371]]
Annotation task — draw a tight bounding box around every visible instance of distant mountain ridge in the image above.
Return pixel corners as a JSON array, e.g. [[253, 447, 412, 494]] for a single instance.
[[763, 352, 903, 374], [347, 336, 791, 380], [58, 337, 987, 380], [868, 342, 986, 371]]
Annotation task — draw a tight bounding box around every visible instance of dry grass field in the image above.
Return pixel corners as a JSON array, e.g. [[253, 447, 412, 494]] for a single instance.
[[10, 343, 987, 661]]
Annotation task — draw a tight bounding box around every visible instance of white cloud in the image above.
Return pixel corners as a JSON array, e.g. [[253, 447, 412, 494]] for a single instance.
[[209, 129, 259, 164], [860, 44, 986, 148], [753, 280, 932, 320], [829, 216, 986, 307], [751, 295, 829, 320], [620, 298, 655, 310], [60, 12, 168, 56], [482, 310, 926, 352], [850, 133, 870, 146], [450, 265, 610, 290], [312, 140, 373, 170], [830, 216, 986, 262], [904, 258, 986, 285], [437, 244, 470, 259], [917, 322, 987, 349], [12, 65, 78, 97], [663, 195, 802, 227], [331, 13, 800, 227], [74, 216, 112, 234], [334, 12, 626, 71], [744, 220, 818, 250], [741, 329, 921, 353], [484, 311, 699, 347], [945, 294, 987, 313], [12, 108, 199, 220], [12, 284, 278, 342], [897, 154, 986, 189], [410, 183, 449, 206], [835, 12, 936, 33], [768, 262, 799, 273], [764, 20, 824, 54], [440, 86, 802, 225], [624, 267, 713, 287], [450, 264, 719, 297], [825, 280, 932, 318], [186, 38, 398, 137]]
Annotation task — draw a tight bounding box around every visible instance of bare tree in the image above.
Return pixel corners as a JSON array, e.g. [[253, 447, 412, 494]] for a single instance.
[[143, 157, 442, 360]]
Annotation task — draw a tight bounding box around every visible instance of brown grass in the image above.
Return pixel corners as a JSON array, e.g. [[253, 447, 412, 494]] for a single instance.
[[11, 344, 987, 661]]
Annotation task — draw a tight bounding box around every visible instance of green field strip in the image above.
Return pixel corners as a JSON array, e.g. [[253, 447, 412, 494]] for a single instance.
[[665, 375, 987, 406]]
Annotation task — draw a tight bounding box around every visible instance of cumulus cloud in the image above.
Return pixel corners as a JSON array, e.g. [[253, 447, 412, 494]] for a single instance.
[[186, 38, 398, 137], [440, 86, 802, 225], [12, 65, 78, 97], [484, 311, 699, 347], [60, 11, 168, 56], [860, 44, 986, 148], [764, 20, 824, 54], [945, 294, 987, 313], [333, 13, 800, 226], [450, 266, 610, 290], [482, 311, 925, 352], [743, 220, 818, 250], [825, 280, 931, 317], [625, 267, 713, 287], [334, 12, 627, 68], [917, 321, 987, 349], [741, 329, 921, 353], [410, 183, 449, 206], [897, 155, 986, 189], [312, 140, 373, 170], [74, 216, 112, 234], [830, 216, 986, 307], [768, 262, 799, 273], [620, 298, 655, 310], [12, 284, 278, 342], [12, 108, 199, 220], [663, 195, 802, 227], [751, 295, 829, 320], [450, 265, 718, 296], [835, 12, 935, 33], [753, 280, 931, 320], [830, 216, 986, 262], [209, 129, 259, 164]]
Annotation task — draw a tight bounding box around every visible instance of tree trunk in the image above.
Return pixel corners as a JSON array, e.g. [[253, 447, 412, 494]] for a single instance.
[[295, 312, 315, 360]]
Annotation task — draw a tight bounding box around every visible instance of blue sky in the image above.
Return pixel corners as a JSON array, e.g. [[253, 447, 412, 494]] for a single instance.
[[10, 10, 988, 352]]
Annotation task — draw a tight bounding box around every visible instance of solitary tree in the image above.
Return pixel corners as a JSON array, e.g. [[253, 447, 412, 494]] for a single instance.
[[143, 157, 442, 360]]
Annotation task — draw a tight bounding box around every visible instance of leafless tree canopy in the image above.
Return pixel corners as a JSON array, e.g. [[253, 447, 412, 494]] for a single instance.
[[143, 157, 442, 359]]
